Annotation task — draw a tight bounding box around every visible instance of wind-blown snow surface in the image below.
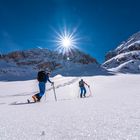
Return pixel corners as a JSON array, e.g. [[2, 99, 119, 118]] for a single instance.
[[0, 74, 140, 140]]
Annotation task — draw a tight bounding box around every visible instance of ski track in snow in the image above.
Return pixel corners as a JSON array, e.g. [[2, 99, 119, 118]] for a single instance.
[[0, 74, 140, 140], [0, 77, 80, 99]]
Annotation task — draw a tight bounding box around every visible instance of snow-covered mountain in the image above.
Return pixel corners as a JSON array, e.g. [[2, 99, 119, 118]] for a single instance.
[[0, 48, 107, 80], [103, 31, 140, 73]]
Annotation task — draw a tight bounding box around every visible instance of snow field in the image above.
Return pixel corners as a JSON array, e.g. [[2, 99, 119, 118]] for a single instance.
[[0, 74, 140, 139]]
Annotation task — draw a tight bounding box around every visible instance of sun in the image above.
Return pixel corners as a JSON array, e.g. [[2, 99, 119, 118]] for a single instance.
[[53, 26, 79, 55], [62, 37, 71, 48]]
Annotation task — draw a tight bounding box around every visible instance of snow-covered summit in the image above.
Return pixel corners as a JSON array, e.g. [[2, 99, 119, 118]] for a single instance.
[[103, 31, 140, 73], [0, 48, 107, 80]]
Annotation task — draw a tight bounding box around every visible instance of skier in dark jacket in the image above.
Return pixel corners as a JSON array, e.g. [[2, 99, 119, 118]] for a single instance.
[[79, 79, 90, 98], [32, 71, 54, 102]]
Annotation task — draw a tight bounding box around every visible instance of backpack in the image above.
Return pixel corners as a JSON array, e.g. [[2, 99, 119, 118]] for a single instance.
[[37, 71, 46, 82], [79, 80, 84, 87]]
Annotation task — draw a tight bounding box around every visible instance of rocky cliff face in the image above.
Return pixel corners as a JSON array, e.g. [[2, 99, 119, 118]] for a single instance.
[[0, 48, 98, 70], [0, 48, 100, 80], [103, 31, 140, 73]]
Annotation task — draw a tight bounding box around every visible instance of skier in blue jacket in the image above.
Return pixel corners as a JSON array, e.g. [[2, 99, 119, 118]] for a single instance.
[[32, 71, 54, 102], [79, 79, 90, 98]]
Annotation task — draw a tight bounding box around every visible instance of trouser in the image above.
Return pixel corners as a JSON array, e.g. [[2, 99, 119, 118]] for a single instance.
[[32, 82, 46, 102], [80, 87, 86, 98]]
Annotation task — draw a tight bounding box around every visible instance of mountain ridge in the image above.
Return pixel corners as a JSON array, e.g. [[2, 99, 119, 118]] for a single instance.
[[0, 48, 109, 80], [103, 31, 140, 73]]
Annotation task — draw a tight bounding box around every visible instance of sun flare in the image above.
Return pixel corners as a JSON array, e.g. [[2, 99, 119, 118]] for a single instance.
[[53, 27, 79, 55], [62, 37, 71, 48]]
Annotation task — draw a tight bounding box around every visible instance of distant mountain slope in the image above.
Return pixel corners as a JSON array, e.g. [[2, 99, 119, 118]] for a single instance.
[[0, 48, 108, 80], [103, 31, 140, 73]]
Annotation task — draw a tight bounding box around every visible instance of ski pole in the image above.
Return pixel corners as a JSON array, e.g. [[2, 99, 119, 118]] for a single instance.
[[52, 84, 57, 101], [45, 93, 46, 102], [88, 86, 92, 96], [45, 92, 47, 102]]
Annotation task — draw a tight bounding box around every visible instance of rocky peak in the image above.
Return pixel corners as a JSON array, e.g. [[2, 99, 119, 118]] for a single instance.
[[0, 48, 99, 80], [103, 31, 140, 73], [105, 31, 140, 61]]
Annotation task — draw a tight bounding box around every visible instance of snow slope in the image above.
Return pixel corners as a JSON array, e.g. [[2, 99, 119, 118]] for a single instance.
[[0, 74, 140, 139], [103, 31, 140, 73]]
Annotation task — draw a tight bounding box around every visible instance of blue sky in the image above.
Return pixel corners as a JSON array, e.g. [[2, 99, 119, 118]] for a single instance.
[[0, 0, 140, 62]]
